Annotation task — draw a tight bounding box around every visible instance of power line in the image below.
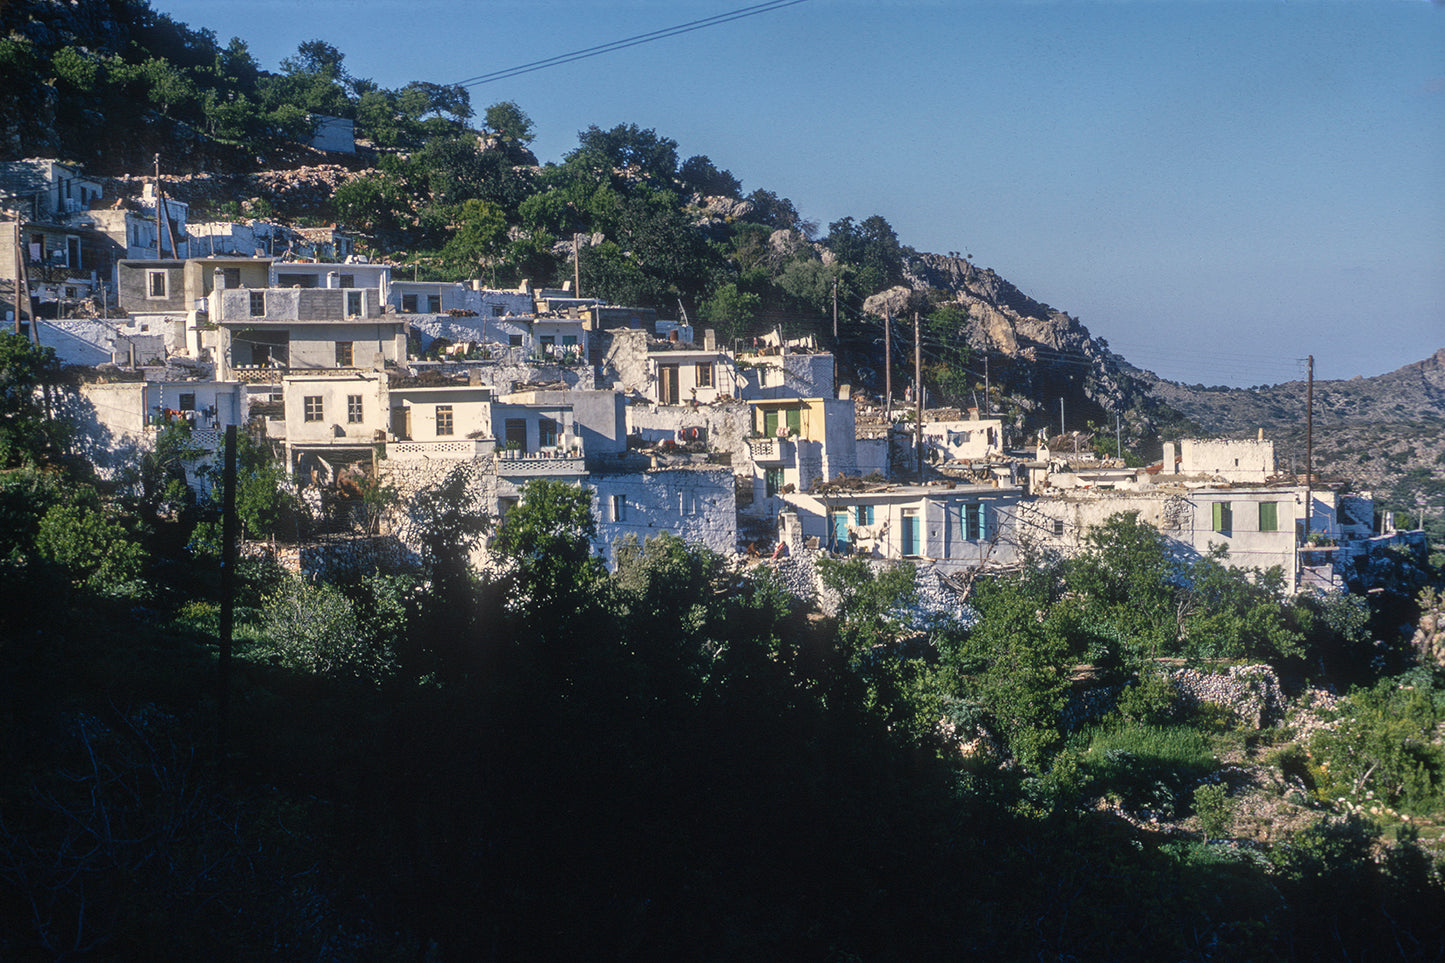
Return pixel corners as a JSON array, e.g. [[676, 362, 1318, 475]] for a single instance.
[[453, 0, 814, 89]]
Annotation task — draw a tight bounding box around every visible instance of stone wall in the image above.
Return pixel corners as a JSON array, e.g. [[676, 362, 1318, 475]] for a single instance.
[[241, 534, 420, 579]]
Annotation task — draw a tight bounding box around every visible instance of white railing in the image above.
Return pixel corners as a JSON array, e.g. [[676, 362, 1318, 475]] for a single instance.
[[748, 437, 792, 464], [387, 439, 493, 460], [494, 449, 586, 474]]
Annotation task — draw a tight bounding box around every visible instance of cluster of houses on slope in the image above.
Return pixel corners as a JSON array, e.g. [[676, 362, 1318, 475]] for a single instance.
[[4, 157, 1422, 592]]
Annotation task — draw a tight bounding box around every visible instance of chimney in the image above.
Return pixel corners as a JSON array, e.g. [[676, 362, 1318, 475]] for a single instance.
[[1163, 441, 1178, 473], [326, 271, 338, 289], [703, 328, 716, 351]]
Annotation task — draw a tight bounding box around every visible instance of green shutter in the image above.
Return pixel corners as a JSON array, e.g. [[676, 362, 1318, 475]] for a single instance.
[[786, 408, 802, 435], [1212, 502, 1224, 532], [1259, 501, 1278, 532], [763, 410, 778, 436]]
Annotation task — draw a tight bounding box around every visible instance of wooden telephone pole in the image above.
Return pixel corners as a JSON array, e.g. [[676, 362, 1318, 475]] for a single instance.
[[1304, 354, 1314, 539], [883, 308, 892, 420], [914, 311, 923, 483]]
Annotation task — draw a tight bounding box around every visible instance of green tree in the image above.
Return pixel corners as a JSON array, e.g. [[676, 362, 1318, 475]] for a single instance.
[[35, 495, 147, 597], [492, 479, 604, 619], [826, 214, 904, 293], [259, 575, 395, 684], [484, 100, 535, 144], [1065, 511, 1180, 662], [699, 282, 761, 343], [949, 572, 1075, 769], [0, 333, 64, 467], [440, 198, 508, 281], [565, 123, 679, 187], [678, 155, 742, 198]]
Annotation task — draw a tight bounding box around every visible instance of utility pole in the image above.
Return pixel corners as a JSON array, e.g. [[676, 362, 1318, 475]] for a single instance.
[[914, 311, 923, 484], [983, 354, 990, 415], [1116, 412, 1122, 462], [154, 154, 163, 259], [831, 274, 838, 340], [883, 308, 892, 420], [573, 233, 581, 298], [1059, 397, 1065, 439], [1304, 354, 1314, 540], [218, 425, 237, 780]]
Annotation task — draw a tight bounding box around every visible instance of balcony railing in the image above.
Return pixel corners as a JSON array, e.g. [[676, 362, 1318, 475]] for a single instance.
[[747, 437, 792, 465], [494, 448, 586, 474], [231, 363, 288, 384], [386, 439, 494, 460]]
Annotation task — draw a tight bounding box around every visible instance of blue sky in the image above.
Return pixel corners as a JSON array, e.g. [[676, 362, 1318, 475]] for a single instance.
[[154, 0, 1444, 387]]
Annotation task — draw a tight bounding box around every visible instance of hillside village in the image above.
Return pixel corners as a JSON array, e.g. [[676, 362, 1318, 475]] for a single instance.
[[2, 155, 1429, 605], [5, 128, 1445, 963]]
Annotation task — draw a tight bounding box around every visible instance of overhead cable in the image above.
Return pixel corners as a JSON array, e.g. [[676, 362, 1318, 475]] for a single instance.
[[453, 0, 814, 89]]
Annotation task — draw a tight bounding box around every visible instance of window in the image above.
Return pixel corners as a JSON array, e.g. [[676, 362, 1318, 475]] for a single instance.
[[1259, 501, 1278, 532], [786, 408, 802, 436], [346, 290, 362, 317], [435, 405, 454, 436], [540, 335, 556, 353], [335, 341, 353, 367], [963, 502, 986, 541], [338, 274, 354, 289], [64, 286, 77, 299], [508, 334, 523, 347], [222, 268, 241, 289], [426, 294, 442, 313], [504, 418, 527, 450], [276, 273, 318, 288], [696, 362, 713, 388], [147, 270, 167, 299], [492, 305, 506, 317], [347, 395, 363, 424], [401, 294, 418, 313], [249, 291, 265, 316], [178, 393, 196, 412], [303, 396, 323, 422], [562, 335, 578, 347], [539, 418, 558, 448], [612, 494, 627, 522], [1052, 518, 1065, 537], [901, 509, 921, 556], [855, 505, 875, 527], [66, 236, 81, 269], [1212, 501, 1233, 534], [765, 467, 784, 498], [765, 408, 801, 436]]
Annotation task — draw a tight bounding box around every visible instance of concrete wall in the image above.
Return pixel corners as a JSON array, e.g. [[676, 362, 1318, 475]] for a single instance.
[[1020, 486, 1303, 591], [921, 418, 1005, 462], [217, 286, 384, 322], [591, 464, 737, 562], [390, 385, 492, 443], [505, 388, 625, 459], [1178, 439, 1275, 483], [282, 374, 387, 445], [738, 352, 835, 400], [647, 350, 740, 405], [118, 260, 188, 313]]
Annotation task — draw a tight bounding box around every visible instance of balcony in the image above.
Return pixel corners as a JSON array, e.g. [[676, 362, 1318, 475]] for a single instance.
[[747, 437, 793, 465], [494, 448, 586, 475], [386, 438, 494, 460], [231, 363, 288, 385]]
